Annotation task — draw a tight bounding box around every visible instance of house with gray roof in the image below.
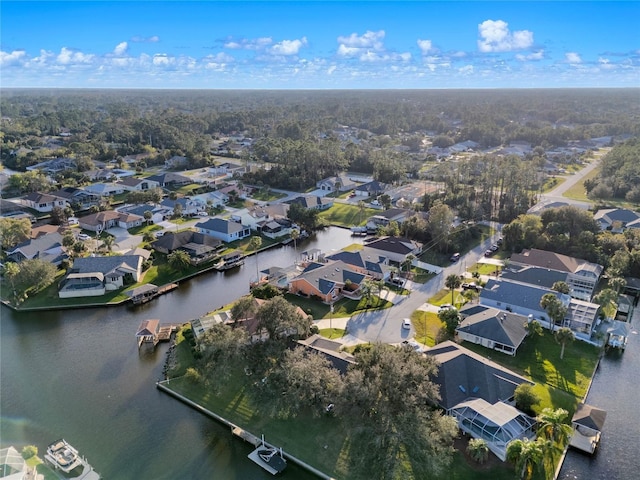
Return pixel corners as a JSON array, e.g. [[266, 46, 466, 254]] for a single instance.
[[593, 208, 640, 232], [152, 231, 222, 264], [426, 341, 535, 461], [361, 236, 422, 265], [5, 232, 67, 265], [316, 174, 357, 192], [145, 172, 192, 187], [78, 210, 144, 232], [456, 306, 529, 356], [354, 180, 387, 198], [59, 254, 143, 298], [287, 195, 334, 211], [509, 249, 603, 301], [427, 341, 536, 461], [297, 334, 356, 374], [500, 265, 567, 290], [195, 218, 251, 243], [116, 177, 160, 192], [480, 278, 600, 340], [325, 249, 391, 281], [289, 260, 366, 303]]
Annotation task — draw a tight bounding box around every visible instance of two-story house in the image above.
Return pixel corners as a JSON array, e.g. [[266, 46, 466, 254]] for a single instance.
[[195, 218, 251, 243]]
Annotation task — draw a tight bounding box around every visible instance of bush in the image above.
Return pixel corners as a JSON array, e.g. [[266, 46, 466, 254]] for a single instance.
[[21, 445, 37, 459], [514, 383, 540, 415]]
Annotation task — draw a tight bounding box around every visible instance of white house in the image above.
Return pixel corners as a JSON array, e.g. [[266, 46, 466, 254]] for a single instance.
[[195, 218, 251, 243], [20, 192, 67, 213], [59, 255, 144, 298], [116, 177, 160, 192], [316, 174, 357, 192]]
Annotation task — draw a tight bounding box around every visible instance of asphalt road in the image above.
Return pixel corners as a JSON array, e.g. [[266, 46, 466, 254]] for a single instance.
[[346, 222, 503, 344]]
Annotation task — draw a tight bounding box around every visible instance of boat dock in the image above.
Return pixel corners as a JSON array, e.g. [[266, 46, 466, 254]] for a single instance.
[[136, 320, 181, 349], [128, 283, 178, 305]]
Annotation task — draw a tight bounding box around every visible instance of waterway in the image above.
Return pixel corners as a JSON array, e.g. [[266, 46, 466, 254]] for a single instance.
[[0, 227, 363, 480], [559, 305, 640, 479]]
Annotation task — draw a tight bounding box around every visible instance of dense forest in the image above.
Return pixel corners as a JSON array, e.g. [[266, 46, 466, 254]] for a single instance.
[[585, 138, 640, 202], [1, 89, 638, 223]]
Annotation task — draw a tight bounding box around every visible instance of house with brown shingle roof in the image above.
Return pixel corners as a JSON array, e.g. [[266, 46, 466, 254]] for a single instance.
[[509, 249, 602, 301], [78, 210, 144, 232]]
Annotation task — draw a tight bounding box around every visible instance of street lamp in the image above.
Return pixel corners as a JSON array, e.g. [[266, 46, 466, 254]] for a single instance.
[[330, 301, 334, 331]]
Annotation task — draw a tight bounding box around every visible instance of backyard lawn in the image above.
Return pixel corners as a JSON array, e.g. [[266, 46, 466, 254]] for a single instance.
[[318, 203, 378, 227], [411, 311, 444, 347], [461, 331, 600, 417]]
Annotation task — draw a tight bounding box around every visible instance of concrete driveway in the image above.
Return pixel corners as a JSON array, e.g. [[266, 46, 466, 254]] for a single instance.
[[106, 227, 143, 253]]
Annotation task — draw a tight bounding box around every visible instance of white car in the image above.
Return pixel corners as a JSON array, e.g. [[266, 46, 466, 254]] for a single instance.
[[438, 304, 456, 313], [77, 233, 90, 241], [154, 231, 165, 238], [402, 318, 412, 330], [67, 217, 79, 225]]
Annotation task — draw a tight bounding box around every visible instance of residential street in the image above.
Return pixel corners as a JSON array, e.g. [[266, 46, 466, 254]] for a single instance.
[[345, 222, 503, 345]]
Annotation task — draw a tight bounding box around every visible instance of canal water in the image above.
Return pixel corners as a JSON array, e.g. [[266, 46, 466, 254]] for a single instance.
[[0, 227, 362, 480], [559, 304, 640, 479]]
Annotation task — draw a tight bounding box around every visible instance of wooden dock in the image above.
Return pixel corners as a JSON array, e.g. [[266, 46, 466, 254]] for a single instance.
[[232, 426, 260, 446]]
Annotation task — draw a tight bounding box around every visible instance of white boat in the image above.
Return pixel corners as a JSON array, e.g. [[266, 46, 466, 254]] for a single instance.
[[44, 439, 101, 479], [248, 435, 287, 475], [45, 439, 82, 473]]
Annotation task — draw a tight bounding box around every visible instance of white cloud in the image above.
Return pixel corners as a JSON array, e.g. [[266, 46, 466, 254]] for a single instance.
[[417, 39, 434, 55], [478, 20, 534, 52], [0, 50, 26, 66], [515, 50, 544, 61], [224, 37, 272, 50], [152, 54, 171, 66], [57, 47, 94, 64], [337, 30, 385, 50], [459, 65, 474, 75], [113, 42, 128, 56], [268, 37, 307, 56], [565, 52, 582, 64], [327, 65, 336, 75], [131, 35, 160, 43]]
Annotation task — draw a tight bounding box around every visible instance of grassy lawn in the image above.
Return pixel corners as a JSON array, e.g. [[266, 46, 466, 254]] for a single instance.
[[318, 203, 377, 227], [250, 190, 287, 202], [411, 311, 444, 347], [540, 176, 566, 193], [128, 223, 163, 235], [341, 243, 364, 252], [429, 288, 458, 306], [170, 183, 205, 195], [562, 166, 599, 202], [284, 293, 392, 320], [319, 328, 347, 339], [460, 331, 600, 417], [410, 267, 436, 284], [166, 331, 514, 480], [468, 262, 502, 276]]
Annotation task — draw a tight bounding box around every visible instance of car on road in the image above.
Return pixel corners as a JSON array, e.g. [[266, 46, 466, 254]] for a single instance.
[[484, 249, 494, 257], [402, 318, 412, 330], [450, 252, 461, 262], [462, 282, 481, 291]]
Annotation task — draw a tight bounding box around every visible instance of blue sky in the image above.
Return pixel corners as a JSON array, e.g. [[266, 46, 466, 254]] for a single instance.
[[1, 1, 639, 89]]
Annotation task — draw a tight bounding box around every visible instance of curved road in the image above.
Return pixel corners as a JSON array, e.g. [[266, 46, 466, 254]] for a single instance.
[[346, 222, 503, 344], [346, 155, 607, 345]]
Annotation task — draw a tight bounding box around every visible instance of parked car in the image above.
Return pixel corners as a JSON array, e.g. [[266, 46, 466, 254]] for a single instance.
[[402, 318, 412, 330], [67, 217, 79, 225], [484, 249, 494, 257], [450, 252, 461, 262], [77, 233, 90, 241], [154, 231, 165, 238], [438, 304, 456, 313], [462, 282, 482, 291]]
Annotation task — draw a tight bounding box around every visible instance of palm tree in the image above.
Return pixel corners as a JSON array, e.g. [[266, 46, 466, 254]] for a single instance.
[[357, 200, 366, 225], [555, 327, 575, 360], [540, 293, 567, 333], [538, 437, 563, 478], [525, 319, 543, 338], [506, 438, 543, 480], [537, 408, 573, 447], [144, 210, 153, 225], [248, 236, 263, 284], [101, 235, 115, 252], [445, 273, 462, 305], [594, 288, 618, 319], [467, 438, 489, 464], [290, 228, 300, 254], [167, 250, 191, 271], [360, 278, 374, 307], [609, 276, 627, 295]]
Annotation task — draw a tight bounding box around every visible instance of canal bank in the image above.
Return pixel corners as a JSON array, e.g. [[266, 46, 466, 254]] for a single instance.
[[558, 304, 640, 479], [0, 227, 359, 480], [156, 381, 335, 480]]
